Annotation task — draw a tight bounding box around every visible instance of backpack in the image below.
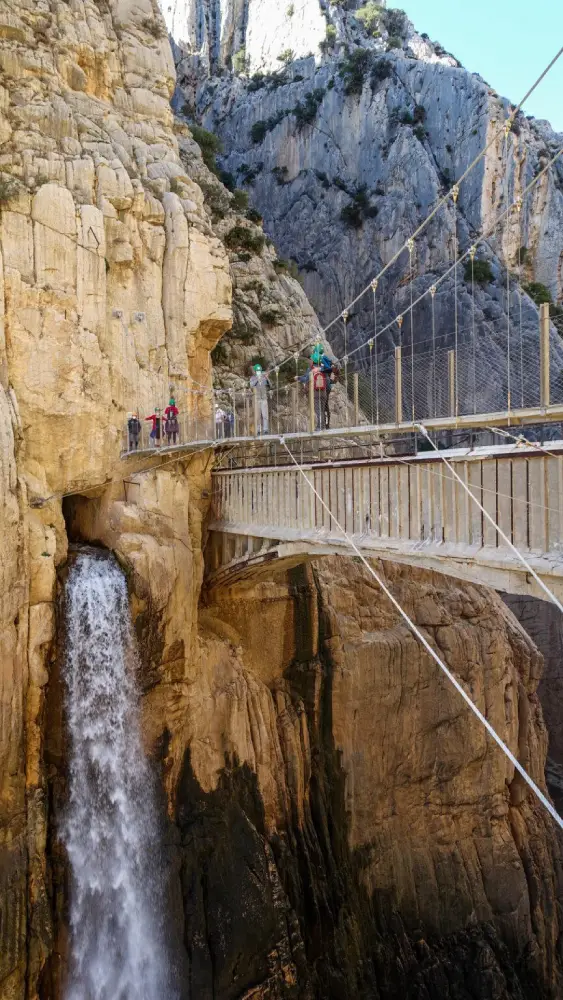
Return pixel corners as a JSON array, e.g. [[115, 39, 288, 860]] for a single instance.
[[312, 367, 327, 391]]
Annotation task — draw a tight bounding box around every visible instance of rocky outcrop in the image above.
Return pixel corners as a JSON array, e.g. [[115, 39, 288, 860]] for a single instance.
[[185, 559, 563, 998], [170, 1, 563, 377]]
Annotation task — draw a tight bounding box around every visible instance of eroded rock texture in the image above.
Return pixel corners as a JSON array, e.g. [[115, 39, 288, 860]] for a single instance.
[[170, 0, 563, 377]]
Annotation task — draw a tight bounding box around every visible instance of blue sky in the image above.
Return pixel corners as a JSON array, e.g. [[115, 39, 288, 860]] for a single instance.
[[397, 1, 563, 132]]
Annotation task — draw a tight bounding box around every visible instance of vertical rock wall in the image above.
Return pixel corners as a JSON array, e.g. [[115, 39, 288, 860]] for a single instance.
[[0, 2, 231, 996]]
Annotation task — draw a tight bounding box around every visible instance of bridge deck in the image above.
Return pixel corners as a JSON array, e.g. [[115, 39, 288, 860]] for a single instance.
[[207, 441, 563, 602]]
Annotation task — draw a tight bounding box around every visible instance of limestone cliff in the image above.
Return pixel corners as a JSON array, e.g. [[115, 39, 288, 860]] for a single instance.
[[169, 0, 563, 371], [0, 0, 231, 995]]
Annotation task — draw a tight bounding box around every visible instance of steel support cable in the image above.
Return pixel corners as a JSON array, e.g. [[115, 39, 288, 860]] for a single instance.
[[452, 186, 459, 415], [503, 126, 512, 419], [278, 436, 563, 833], [342, 145, 563, 364], [490, 426, 562, 460], [320, 45, 563, 337], [416, 423, 563, 615]]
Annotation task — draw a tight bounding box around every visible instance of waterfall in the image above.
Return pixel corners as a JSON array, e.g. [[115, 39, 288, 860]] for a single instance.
[[63, 551, 173, 1000]]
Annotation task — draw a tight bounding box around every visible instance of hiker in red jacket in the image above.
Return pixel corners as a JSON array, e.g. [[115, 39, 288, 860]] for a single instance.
[[145, 408, 162, 447], [164, 397, 179, 444]]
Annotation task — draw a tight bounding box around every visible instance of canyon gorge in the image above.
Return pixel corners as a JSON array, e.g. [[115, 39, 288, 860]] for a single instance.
[[0, 1, 562, 999]]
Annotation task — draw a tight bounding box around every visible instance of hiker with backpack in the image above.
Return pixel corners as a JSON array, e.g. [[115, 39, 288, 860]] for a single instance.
[[296, 345, 338, 431]]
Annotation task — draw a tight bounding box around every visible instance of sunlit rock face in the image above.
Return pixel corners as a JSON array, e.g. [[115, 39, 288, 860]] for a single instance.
[[0, 2, 231, 995], [170, 0, 563, 380]]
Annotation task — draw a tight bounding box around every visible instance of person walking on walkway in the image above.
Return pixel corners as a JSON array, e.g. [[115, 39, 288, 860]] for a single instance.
[[249, 364, 271, 435], [127, 412, 141, 451], [164, 397, 179, 445], [145, 408, 162, 447]]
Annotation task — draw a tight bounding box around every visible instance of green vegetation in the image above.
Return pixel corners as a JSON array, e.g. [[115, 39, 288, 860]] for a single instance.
[[190, 124, 223, 174], [274, 258, 300, 279], [224, 225, 265, 254], [355, 1, 384, 35], [464, 258, 494, 284], [272, 165, 290, 185], [233, 47, 249, 73], [387, 36, 402, 49], [385, 8, 407, 35], [414, 125, 426, 142], [232, 188, 249, 211], [339, 47, 371, 96], [320, 24, 337, 52], [293, 88, 325, 129], [198, 178, 231, 219], [525, 281, 552, 306], [340, 185, 378, 227], [277, 48, 295, 65], [370, 57, 392, 87], [286, 3, 295, 14], [239, 162, 263, 184], [0, 174, 19, 205], [246, 207, 263, 224], [219, 170, 235, 191], [413, 104, 426, 123], [250, 108, 290, 143], [140, 16, 166, 38]]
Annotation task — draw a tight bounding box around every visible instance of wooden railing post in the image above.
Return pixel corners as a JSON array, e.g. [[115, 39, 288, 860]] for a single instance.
[[394, 346, 403, 424], [448, 350, 456, 417], [540, 301, 550, 407], [353, 372, 359, 425]]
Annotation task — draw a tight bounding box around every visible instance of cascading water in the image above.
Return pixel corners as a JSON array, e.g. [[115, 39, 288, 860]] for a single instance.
[[63, 550, 174, 1000]]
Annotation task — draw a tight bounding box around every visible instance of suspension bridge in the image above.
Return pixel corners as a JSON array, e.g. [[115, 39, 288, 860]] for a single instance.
[[116, 50, 563, 831]]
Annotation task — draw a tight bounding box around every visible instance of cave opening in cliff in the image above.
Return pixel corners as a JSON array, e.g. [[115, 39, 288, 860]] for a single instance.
[[62, 493, 103, 545]]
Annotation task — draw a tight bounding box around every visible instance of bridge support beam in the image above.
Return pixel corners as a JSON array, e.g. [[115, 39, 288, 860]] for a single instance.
[[540, 301, 550, 407], [395, 346, 403, 424]]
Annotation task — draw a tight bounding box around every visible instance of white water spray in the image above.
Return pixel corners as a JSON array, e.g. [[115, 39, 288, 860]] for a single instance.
[[63, 551, 173, 1000]]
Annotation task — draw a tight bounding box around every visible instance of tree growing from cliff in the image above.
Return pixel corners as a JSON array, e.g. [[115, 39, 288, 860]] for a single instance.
[[190, 125, 223, 175]]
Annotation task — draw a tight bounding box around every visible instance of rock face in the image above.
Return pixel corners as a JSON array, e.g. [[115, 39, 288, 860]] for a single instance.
[[193, 560, 563, 998], [0, 1, 231, 995], [503, 595, 563, 814], [170, 1, 563, 379]]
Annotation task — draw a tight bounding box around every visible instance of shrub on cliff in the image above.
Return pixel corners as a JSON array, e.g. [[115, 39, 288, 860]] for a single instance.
[[464, 258, 494, 284], [293, 89, 325, 129], [339, 48, 372, 96], [0, 174, 19, 204], [190, 125, 223, 174], [319, 25, 337, 52], [525, 281, 553, 306], [370, 57, 392, 88], [355, 1, 384, 35], [224, 225, 265, 254]]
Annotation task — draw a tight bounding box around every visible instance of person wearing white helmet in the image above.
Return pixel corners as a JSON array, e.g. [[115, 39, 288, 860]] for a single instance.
[[249, 363, 271, 435]]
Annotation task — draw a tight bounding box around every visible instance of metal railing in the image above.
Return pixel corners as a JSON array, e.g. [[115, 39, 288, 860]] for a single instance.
[[122, 304, 561, 456]]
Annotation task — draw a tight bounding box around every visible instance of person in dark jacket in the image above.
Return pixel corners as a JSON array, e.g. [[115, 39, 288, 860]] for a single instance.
[[127, 412, 141, 451]]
